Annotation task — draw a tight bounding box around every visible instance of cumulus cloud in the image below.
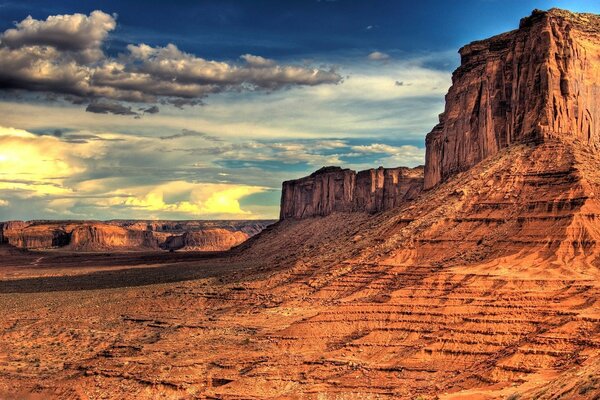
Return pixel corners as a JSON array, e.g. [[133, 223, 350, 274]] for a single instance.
[[0, 10, 115, 61], [368, 51, 390, 61], [240, 54, 276, 68], [0, 125, 272, 219], [0, 11, 342, 112], [119, 181, 265, 216]]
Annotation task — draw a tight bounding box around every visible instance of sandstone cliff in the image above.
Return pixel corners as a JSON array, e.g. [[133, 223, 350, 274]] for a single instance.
[[280, 166, 423, 219], [68, 224, 159, 251], [161, 229, 249, 252], [424, 8, 600, 189]]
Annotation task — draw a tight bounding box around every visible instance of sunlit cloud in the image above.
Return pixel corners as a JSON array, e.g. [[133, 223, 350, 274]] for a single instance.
[[118, 181, 266, 216], [0, 126, 98, 195]]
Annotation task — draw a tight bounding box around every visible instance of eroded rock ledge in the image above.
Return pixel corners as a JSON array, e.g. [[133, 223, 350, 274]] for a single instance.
[[280, 166, 424, 219]]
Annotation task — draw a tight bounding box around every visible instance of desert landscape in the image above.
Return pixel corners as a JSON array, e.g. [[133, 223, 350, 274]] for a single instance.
[[1, 6, 600, 400]]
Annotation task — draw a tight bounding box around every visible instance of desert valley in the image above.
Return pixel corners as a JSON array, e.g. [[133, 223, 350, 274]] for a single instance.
[[1, 6, 600, 400]]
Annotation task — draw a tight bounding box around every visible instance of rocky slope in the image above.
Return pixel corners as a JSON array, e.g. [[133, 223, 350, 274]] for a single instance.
[[280, 166, 423, 219], [0, 220, 274, 251]]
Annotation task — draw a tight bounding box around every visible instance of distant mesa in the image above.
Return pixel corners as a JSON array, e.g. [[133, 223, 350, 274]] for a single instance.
[[280, 166, 423, 219], [0, 220, 274, 252]]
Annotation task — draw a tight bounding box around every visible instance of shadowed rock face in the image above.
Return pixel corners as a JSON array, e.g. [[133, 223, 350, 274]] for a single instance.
[[424, 8, 600, 189], [68, 224, 159, 251], [280, 166, 424, 219]]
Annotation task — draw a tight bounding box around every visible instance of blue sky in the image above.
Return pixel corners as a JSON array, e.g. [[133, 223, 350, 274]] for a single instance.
[[0, 0, 598, 220]]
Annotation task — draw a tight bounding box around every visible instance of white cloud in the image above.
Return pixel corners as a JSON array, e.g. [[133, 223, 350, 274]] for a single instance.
[[368, 51, 390, 61]]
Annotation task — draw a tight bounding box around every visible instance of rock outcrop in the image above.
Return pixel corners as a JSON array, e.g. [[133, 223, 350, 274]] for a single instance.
[[68, 224, 159, 251], [280, 166, 423, 219], [161, 229, 249, 252], [1, 223, 70, 249], [424, 8, 600, 189]]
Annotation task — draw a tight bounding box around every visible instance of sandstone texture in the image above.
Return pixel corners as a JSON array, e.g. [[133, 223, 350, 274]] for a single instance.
[[280, 166, 424, 219], [424, 8, 600, 189], [0, 220, 274, 252]]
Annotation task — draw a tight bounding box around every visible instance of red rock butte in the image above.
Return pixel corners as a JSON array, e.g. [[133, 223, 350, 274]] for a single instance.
[[424, 8, 600, 189]]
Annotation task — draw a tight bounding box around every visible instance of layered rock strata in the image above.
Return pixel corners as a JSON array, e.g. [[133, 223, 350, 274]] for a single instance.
[[424, 8, 600, 188], [160, 229, 249, 252], [280, 166, 424, 219]]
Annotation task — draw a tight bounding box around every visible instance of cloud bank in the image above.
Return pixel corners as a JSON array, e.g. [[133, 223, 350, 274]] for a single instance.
[[0, 11, 342, 114]]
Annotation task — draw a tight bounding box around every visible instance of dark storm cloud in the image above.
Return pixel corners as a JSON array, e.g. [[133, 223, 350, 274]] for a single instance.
[[0, 11, 342, 112], [141, 105, 159, 114]]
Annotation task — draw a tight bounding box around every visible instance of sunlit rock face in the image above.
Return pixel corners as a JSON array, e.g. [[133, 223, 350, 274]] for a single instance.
[[424, 9, 600, 189], [279, 166, 423, 219], [160, 229, 249, 252]]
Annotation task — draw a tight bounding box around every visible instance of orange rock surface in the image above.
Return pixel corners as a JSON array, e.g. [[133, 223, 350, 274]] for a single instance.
[[280, 166, 423, 219], [424, 8, 600, 189]]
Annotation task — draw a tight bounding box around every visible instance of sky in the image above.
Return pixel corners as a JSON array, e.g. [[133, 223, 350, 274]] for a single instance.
[[0, 0, 598, 220]]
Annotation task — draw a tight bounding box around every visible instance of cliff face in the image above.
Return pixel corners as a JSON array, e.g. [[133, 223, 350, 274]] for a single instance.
[[424, 9, 600, 189], [161, 229, 249, 252], [280, 167, 356, 219], [68, 224, 159, 251], [2, 223, 70, 249], [280, 166, 423, 219], [354, 167, 424, 213]]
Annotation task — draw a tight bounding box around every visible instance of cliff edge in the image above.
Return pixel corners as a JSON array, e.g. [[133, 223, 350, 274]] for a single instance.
[[424, 8, 600, 188]]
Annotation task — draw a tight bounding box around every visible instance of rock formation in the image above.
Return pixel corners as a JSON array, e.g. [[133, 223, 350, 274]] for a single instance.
[[424, 8, 600, 188], [281, 9, 600, 217], [280, 166, 424, 219], [0, 220, 274, 251], [161, 229, 249, 252], [1, 223, 70, 249], [68, 224, 159, 251]]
